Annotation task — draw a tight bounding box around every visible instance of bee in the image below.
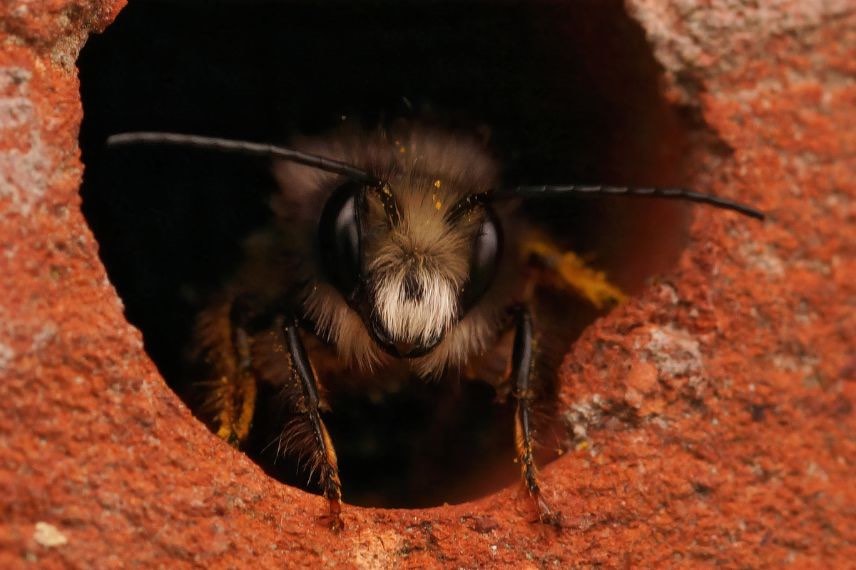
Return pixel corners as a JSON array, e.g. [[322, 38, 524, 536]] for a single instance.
[[107, 124, 763, 530]]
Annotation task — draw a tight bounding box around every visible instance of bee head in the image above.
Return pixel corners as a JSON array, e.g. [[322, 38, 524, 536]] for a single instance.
[[318, 176, 502, 359]]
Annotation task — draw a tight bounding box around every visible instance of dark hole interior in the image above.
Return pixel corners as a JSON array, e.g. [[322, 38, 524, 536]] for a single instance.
[[78, 0, 693, 508]]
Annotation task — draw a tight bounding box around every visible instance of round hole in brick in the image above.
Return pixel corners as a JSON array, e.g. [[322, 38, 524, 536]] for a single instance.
[[78, 0, 695, 509]]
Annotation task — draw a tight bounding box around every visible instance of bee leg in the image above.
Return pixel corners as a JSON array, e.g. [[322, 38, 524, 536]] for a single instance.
[[198, 299, 258, 446], [280, 318, 344, 531], [510, 304, 562, 526], [525, 240, 626, 309], [221, 321, 259, 445]]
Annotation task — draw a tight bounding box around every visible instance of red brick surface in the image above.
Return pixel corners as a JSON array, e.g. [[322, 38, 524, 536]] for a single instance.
[[1, 1, 853, 567]]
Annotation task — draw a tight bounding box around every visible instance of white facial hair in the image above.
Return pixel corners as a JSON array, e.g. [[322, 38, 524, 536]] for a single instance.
[[373, 269, 457, 345]]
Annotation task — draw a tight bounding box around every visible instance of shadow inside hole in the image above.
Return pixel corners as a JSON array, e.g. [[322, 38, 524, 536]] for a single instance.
[[78, 0, 693, 508]]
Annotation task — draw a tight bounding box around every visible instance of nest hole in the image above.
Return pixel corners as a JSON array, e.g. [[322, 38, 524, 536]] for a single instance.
[[78, 0, 694, 508]]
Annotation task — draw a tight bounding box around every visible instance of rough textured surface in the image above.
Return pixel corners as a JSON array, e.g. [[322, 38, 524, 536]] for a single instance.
[[1, 0, 853, 567]]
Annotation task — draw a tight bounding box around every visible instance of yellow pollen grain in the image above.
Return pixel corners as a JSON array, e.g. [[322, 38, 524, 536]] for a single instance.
[[433, 179, 442, 189]]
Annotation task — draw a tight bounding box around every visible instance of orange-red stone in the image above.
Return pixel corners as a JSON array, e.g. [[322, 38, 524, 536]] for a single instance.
[[0, 1, 853, 566]]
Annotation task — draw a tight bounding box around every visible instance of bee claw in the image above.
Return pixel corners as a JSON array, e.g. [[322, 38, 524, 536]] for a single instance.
[[215, 421, 244, 448], [320, 499, 345, 532], [327, 514, 345, 532], [534, 493, 563, 529], [539, 510, 564, 529]]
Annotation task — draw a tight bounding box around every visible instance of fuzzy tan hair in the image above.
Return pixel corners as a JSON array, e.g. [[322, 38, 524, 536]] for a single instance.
[[263, 123, 515, 377]]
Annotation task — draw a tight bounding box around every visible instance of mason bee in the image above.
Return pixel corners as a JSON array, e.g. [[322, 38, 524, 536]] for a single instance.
[[107, 124, 763, 530]]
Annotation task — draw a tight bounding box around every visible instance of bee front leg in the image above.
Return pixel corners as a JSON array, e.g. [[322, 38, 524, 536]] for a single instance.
[[510, 304, 562, 526], [279, 317, 344, 531], [195, 297, 258, 446], [218, 323, 258, 445]]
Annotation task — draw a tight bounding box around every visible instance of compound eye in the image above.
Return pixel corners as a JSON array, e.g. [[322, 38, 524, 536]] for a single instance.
[[461, 207, 503, 312], [318, 181, 362, 299]]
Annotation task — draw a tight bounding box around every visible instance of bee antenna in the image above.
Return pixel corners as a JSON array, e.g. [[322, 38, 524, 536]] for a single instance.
[[504, 184, 765, 220], [106, 131, 381, 186]]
